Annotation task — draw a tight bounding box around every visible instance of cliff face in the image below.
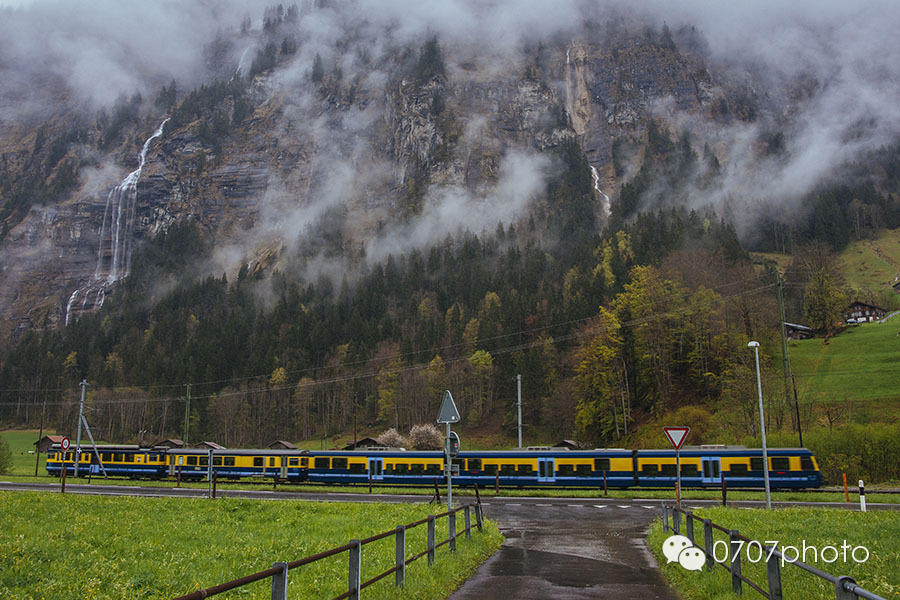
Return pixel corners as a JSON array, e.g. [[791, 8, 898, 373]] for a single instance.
[[0, 25, 729, 342]]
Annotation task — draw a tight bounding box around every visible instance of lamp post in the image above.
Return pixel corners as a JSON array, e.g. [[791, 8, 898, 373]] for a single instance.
[[748, 341, 772, 510]]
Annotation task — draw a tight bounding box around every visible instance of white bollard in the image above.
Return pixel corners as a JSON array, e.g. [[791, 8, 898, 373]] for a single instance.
[[858, 480, 867, 512]]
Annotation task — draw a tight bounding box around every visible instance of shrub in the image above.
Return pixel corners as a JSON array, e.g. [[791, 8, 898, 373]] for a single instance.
[[0, 436, 11, 474], [379, 428, 408, 449], [408, 424, 443, 450]]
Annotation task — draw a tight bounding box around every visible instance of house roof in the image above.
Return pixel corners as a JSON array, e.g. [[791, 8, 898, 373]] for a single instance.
[[784, 322, 813, 331], [343, 437, 385, 450], [848, 301, 886, 311], [34, 435, 65, 446], [194, 441, 226, 449], [267, 440, 298, 449]]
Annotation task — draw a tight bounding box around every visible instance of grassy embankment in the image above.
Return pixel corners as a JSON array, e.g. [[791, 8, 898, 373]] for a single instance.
[[647, 507, 899, 600], [0, 491, 502, 600]]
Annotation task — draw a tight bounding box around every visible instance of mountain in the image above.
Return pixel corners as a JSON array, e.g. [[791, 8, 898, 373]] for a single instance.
[[0, 1, 898, 448]]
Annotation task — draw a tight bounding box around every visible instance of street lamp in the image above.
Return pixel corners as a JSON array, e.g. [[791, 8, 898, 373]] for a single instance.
[[748, 341, 772, 509]]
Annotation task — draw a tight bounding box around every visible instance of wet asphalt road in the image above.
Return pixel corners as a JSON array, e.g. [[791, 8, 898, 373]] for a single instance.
[[449, 500, 678, 600]]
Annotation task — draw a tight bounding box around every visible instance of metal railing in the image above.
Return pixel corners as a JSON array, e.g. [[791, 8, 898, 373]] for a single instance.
[[661, 504, 886, 600], [170, 501, 484, 600]]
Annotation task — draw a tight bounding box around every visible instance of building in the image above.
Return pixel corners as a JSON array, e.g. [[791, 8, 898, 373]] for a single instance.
[[193, 441, 226, 450], [846, 301, 887, 323], [784, 322, 814, 340], [34, 435, 65, 453], [343, 437, 385, 450], [152, 438, 185, 449], [267, 440, 298, 450]]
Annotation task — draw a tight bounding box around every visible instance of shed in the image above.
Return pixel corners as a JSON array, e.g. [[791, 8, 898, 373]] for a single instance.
[[553, 440, 580, 450], [152, 438, 185, 449], [343, 437, 384, 450], [267, 440, 298, 450], [193, 441, 226, 450], [784, 322, 814, 341], [34, 435, 65, 453]]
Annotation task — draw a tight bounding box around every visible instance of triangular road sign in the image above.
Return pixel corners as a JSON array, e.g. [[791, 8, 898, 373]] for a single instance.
[[663, 426, 690, 450], [437, 390, 461, 423]]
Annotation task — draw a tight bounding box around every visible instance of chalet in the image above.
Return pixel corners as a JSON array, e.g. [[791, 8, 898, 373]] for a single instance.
[[343, 437, 385, 450], [784, 322, 814, 340], [267, 440, 298, 450], [846, 301, 887, 323], [553, 439, 581, 450], [193, 441, 226, 450], [152, 438, 184, 449], [34, 435, 65, 453]]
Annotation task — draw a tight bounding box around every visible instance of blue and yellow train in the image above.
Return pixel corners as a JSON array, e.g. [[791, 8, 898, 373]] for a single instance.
[[45, 444, 822, 489]]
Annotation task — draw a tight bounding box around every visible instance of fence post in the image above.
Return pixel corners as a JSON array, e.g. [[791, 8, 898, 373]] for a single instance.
[[427, 516, 436, 565], [662, 505, 669, 533], [835, 576, 858, 600], [685, 512, 694, 545], [449, 511, 457, 552], [730, 530, 742, 595], [465, 505, 472, 539], [271, 562, 288, 600], [348, 539, 361, 600], [766, 544, 782, 600], [673, 508, 681, 534], [475, 503, 483, 532], [395, 526, 406, 588], [703, 519, 714, 572]]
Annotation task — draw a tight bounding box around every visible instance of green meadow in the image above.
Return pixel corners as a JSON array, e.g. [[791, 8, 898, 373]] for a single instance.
[[0, 492, 502, 600], [648, 507, 899, 600]]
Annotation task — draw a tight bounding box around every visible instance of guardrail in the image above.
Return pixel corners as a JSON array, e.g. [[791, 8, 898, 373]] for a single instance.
[[170, 501, 484, 600], [661, 504, 885, 600]]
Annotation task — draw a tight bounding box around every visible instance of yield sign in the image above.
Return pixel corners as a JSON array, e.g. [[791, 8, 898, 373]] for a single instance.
[[663, 427, 690, 450], [437, 390, 460, 423]]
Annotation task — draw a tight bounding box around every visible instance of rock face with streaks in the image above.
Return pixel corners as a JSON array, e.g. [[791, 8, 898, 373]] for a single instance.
[[0, 22, 741, 341]]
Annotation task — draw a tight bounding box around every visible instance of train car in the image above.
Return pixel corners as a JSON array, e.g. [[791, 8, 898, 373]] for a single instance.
[[635, 446, 822, 488], [166, 448, 309, 481], [45, 445, 167, 478], [306, 449, 441, 485]]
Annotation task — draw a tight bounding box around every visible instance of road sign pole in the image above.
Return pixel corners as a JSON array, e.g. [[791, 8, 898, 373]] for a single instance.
[[446, 422, 452, 509], [675, 447, 681, 507]]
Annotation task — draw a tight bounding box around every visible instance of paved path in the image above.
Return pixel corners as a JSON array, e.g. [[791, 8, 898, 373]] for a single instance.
[[449, 500, 678, 600]]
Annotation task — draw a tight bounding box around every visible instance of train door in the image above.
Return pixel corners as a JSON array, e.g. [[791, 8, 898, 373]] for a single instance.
[[701, 457, 721, 485], [537, 458, 555, 483], [369, 458, 384, 481], [280, 457, 288, 479]]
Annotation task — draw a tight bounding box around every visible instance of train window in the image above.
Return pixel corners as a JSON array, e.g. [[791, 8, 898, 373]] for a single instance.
[[410, 464, 424, 474], [729, 463, 749, 474], [115, 453, 124, 462], [332, 458, 348, 470], [213, 457, 223, 466], [557, 464, 574, 476], [576, 464, 591, 475], [349, 463, 366, 474], [102, 453, 112, 462], [269, 458, 276, 467], [253, 457, 264, 467], [680, 464, 699, 476], [594, 458, 611, 471], [641, 463, 659, 475], [200, 457, 209, 467], [225, 457, 235, 467], [384, 464, 394, 474], [289, 458, 299, 467], [187, 456, 198, 466], [467, 458, 482, 471], [314, 457, 330, 469], [125, 454, 135, 463], [771, 457, 790, 471], [301, 458, 308, 468], [483, 464, 498, 475], [500, 464, 516, 475], [395, 464, 409, 474], [518, 464, 535, 474], [426, 464, 441, 474], [800, 457, 814, 471], [750, 458, 764, 471], [660, 464, 676, 476]]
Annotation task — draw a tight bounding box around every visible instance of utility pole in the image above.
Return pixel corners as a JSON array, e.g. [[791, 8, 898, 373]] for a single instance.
[[516, 374, 523, 448], [776, 272, 803, 446], [34, 394, 46, 477], [74, 379, 87, 477], [184, 383, 191, 445]]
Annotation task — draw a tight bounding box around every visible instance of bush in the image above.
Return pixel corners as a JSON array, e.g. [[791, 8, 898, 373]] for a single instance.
[[408, 424, 443, 449], [0, 436, 11, 474], [379, 428, 408, 449]]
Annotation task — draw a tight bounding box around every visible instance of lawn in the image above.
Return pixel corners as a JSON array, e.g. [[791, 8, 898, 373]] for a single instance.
[[0, 492, 502, 600], [647, 506, 899, 600]]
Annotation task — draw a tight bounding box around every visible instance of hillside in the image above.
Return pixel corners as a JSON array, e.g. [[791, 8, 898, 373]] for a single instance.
[[0, 2, 899, 454]]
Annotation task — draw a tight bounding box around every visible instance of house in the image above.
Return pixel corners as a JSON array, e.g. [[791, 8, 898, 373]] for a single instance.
[[267, 440, 298, 450], [892, 277, 900, 294], [846, 301, 887, 323], [34, 435, 65, 453], [553, 440, 581, 450], [343, 437, 385, 450], [784, 322, 814, 340]]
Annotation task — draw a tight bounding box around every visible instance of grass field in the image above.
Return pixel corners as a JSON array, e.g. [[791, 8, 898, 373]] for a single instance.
[[837, 228, 900, 294], [0, 492, 502, 600], [647, 507, 899, 600]]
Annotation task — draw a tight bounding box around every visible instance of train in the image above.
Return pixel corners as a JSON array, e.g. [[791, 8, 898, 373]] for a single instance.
[[44, 444, 823, 489]]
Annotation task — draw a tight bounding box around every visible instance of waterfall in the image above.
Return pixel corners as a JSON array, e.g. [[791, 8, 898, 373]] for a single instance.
[[590, 166, 611, 218], [65, 118, 168, 325]]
